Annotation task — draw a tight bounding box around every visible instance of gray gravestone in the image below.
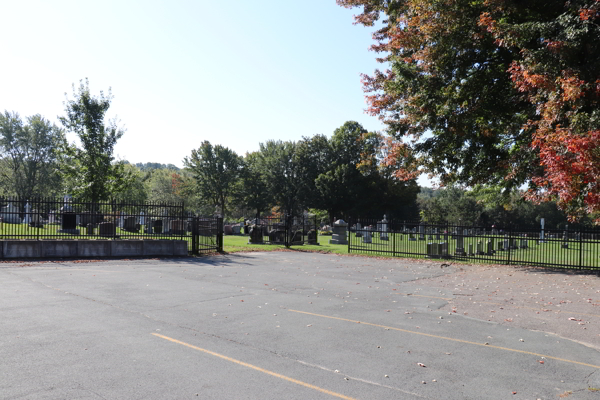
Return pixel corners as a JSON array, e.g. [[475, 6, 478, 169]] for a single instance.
[[455, 235, 465, 256], [363, 229, 372, 243], [330, 219, 348, 245], [1, 202, 20, 223]]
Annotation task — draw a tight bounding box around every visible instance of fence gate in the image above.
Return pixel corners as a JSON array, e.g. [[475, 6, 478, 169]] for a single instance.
[[191, 216, 223, 254]]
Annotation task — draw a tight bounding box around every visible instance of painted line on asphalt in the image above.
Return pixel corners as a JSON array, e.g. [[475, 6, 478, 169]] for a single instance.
[[288, 310, 600, 370], [151, 333, 359, 400]]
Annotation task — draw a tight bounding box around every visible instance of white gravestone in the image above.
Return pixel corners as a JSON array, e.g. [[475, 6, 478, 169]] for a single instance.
[[380, 215, 389, 241], [23, 202, 31, 224]]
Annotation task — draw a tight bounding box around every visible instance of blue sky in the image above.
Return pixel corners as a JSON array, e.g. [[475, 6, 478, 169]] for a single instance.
[[1, 1, 430, 185]]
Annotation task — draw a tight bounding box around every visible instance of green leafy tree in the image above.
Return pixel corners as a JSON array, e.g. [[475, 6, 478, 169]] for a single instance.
[[59, 79, 129, 202], [417, 186, 483, 225], [184, 141, 243, 218], [314, 121, 386, 221], [257, 140, 300, 217], [338, 0, 600, 222], [118, 163, 149, 203], [0, 111, 66, 199], [237, 151, 271, 218], [294, 134, 332, 209]]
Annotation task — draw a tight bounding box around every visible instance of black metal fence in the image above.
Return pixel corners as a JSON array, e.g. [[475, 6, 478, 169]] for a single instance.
[[348, 218, 600, 270], [0, 197, 222, 254], [243, 215, 319, 246]]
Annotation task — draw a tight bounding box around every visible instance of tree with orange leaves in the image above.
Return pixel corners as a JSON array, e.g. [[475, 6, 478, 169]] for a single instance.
[[338, 0, 600, 222]]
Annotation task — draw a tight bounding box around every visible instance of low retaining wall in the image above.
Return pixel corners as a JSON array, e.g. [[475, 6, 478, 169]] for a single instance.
[[0, 239, 188, 259]]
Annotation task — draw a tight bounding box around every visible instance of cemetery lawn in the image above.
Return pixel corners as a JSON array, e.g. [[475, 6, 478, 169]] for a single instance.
[[222, 234, 349, 255], [222, 233, 599, 269]]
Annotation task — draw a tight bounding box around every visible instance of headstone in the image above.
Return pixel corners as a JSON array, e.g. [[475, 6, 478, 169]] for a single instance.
[[269, 228, 285, 243], [380, 215, 389, 241], [497, 240, 504, 251], [99, 222, 115, 236], [439, 242, 449, 257], [455, 234, 465, 256], [48, 210, 56, 224], [171, 220, 185, 234], [124, 216, 138, 232], [562, 225, 569, 249], [153, 219, 163, 234], [330, 220, 348, 245], [468, 243, 474, 256], [476, 241, 484, 255], [363, 229, 372, 243], [419, 224, 425, 240], [427, 242, 439, 258], [307, 229, 318, 245], [520, 239, 529, 249], [232, 225, 241, 234], [409, 233, 416, 241], [29, 209, 43, 228], [23, 202, 31, 224], [249, 225, 264, 243], [1, 202, 20, 223], [355, 222, 362, 237], [140, 211, 145, 226], [539, 217, 546, 243], [504, 238, 510, 250], [59, 212, 80, 235], [486, 240, 494, 255], [145, 219, 153, 234], [86, 223, 96, 236]]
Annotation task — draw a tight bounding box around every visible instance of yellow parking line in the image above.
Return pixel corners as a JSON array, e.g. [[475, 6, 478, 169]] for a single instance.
[[151, 333, 359, 400], [288, 310, 600, 370]]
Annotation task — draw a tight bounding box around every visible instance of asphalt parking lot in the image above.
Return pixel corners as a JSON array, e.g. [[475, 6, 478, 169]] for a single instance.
[[1, 252, 599, 399]]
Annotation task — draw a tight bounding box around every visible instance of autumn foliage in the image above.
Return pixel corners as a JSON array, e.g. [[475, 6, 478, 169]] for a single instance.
[[338, 0, 600, 223]]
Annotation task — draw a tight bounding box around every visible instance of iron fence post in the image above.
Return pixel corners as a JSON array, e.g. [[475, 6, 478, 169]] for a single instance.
[[217, 217, 223, 252], [579, 228, 583, 269], [393, 219, 396, 257], [347, 217, 351, 254], [507, 227, 512, 265]]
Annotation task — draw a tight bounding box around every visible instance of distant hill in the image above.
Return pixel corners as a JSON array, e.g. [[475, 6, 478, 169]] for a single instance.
[[122, 161, 180, 171]]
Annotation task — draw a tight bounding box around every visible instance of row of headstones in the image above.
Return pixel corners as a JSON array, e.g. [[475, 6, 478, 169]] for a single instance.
[[0, 202, 44, 226], [59, 215, 193, 236]]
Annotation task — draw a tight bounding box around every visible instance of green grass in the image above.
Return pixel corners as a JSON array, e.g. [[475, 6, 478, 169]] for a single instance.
[[221, 232, 599, 269], [222, 234, 349, 255]]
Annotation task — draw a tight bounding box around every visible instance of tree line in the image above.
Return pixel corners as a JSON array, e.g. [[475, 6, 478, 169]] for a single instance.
[[0, 79, 589, 228]]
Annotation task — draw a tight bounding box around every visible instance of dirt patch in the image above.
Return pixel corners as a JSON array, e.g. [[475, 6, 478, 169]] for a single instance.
[[414, 262, 600, 349]]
